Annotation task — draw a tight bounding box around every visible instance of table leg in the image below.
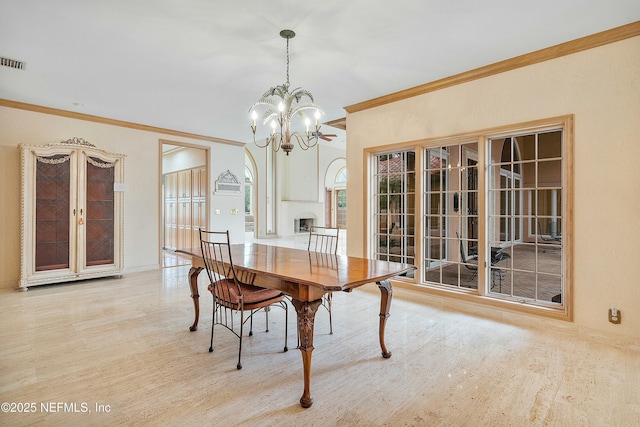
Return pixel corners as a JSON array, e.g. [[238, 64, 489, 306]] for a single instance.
[[291, 298, 322, 408], [376, 279, 393, 358], [187, 266, 203, 331]]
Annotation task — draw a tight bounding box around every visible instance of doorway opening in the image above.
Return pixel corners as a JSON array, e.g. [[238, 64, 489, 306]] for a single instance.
[[160, 141, 209, 268]]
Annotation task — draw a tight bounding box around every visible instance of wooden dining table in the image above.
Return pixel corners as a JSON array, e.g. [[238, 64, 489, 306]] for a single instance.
[[176, 243, 416, 408]]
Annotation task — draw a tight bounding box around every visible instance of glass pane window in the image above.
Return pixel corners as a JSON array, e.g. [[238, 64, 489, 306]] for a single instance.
[[488, 130, 563, 304], [373, 151, 415, 272], [422, 142, 480, 290]]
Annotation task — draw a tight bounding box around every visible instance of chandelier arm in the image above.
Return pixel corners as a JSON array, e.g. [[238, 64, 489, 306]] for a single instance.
[[253, 133, 273, 149], [272, 135, 282, 153], [290, 132, 308, 150], [290, 131, 319, 150], [253, 133, 286, 153]]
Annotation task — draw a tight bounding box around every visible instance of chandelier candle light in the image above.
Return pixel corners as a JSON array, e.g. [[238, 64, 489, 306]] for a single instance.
[[250, 29, 323, 156]]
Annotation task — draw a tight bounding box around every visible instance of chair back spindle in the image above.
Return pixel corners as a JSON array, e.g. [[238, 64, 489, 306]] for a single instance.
[[306, 225, 340, 335], [308, 226, 339, 254], [200, 230, 240, 308]]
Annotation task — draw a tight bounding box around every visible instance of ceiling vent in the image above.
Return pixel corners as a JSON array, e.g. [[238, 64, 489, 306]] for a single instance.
[[1, 56, 26, 70]]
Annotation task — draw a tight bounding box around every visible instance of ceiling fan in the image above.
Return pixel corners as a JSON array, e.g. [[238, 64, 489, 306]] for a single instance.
[[311, 131, 337, 142]]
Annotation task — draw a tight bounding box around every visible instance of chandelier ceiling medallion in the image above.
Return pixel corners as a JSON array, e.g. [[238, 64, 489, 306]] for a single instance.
[[250, 29, 323, 156]]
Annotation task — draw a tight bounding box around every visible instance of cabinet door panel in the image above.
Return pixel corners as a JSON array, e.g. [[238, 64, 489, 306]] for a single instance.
[[192, 167, 207, 198], [178, 170, 191, 198], [84, 157, 115, 266], [164, 200, 177, 249], [165, 172, 177, 199], [177, 201, 192, 249], [35, 154, 71, 271], [165, 225, 177, 249], [177, 201, 191, 226], [191, 199, 206, 246]]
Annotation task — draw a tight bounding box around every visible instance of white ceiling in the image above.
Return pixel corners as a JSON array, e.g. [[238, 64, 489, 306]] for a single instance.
[[1, 1, 639, 148]]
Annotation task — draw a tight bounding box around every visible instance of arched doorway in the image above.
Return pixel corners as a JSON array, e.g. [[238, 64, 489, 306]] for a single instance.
[[324, 158, 346, 229]]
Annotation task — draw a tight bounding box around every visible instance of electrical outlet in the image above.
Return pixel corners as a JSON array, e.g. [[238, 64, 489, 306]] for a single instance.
[[608, 307, 621, 324]]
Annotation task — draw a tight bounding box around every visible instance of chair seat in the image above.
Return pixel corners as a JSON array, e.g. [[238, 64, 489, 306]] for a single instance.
[[209, 279, 284, 310]]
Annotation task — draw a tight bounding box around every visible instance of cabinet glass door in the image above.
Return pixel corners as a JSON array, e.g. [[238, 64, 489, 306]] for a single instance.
[[35, 155, 71, 271], [84, 156, 115, 266]]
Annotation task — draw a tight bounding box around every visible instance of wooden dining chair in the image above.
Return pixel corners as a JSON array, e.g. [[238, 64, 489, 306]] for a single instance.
[[308, 225, 340, 334], [199, 229, 288, 370]]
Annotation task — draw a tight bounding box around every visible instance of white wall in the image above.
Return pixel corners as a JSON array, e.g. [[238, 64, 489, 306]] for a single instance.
[[245, 139, 346, 237], [346, 36, 640, 340], [209, 146, 246, 244], [0, 106, 246, 288], [162, 146, 206, 173]]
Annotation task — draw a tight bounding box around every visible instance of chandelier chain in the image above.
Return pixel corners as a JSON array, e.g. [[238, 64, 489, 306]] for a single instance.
[[286, 36, 290, 86]]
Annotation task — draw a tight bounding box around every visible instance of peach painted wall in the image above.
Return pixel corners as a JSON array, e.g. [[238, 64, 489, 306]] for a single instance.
[[347, 36, 640, 340]]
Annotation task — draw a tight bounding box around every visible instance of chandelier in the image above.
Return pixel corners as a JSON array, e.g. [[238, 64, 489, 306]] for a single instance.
[[250, 29, 323, 156]]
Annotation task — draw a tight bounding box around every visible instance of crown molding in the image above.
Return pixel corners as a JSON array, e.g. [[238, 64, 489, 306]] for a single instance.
[[0, 99, 244, 147], [345, 21, 640, 114], [325, 117, 347, 130]]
